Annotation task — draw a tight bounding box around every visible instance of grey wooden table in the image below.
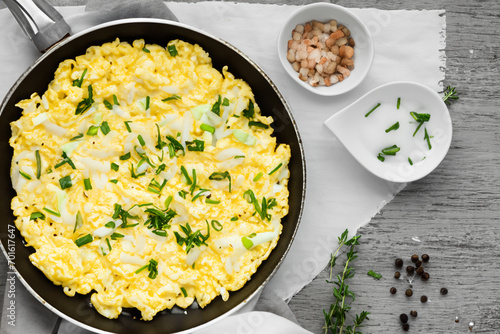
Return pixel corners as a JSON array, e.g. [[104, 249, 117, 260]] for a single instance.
[[0, 0, 499, 333]]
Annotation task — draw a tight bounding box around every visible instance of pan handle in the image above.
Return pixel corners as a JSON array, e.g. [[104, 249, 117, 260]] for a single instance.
[[3, 0, 70, 52]]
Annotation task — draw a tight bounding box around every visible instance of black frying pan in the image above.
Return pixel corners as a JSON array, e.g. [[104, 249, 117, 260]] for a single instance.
[[0, 11, 306, 334]]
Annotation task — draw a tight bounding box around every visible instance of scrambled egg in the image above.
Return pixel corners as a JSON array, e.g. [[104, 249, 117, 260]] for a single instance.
[[9, 39, 290, 320]]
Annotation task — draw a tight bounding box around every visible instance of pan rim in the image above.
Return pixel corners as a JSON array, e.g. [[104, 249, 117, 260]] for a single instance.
[[0, 17, 307, 334]]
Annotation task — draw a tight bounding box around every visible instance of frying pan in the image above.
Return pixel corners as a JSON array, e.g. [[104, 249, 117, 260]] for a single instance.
[[0, 2, 306, 333]]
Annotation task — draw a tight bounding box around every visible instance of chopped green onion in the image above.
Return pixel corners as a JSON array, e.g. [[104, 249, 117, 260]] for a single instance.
[[253, 172, 263, 182], [408, 157, 413, 165], [135, 264, 148, 274], [167, 45, 178, 57], [222, 98, 230, 106], [105, 221, 116, 228], [43, 207, 60, 217], [100, 121, 111, 135], [152, 230, 167, 237], [155, 124, 167, 150], [200, 123, 215, 134], [86, 125, 99, 136], [242, 236, 253, 250], [230, 216, 238, 222], [113, 95, 120, 106], [413, 121, 424, 137], [70, 133, 84, 141], [106, 238, 112, 252], [145, 96, 150, 110], [103, 100, 113, 110], [242, 100, 255, 119], [120, 152, 131, 160], [73, 211, 83, 233], [385, 122, 400, 133], [75, 84, 94, 115], [211, 220, 223, 231], [191, 189, 209, 202], [111, 232, 124, 240], [19, 170, 32, 180], [178, 190, 188, 199], [268, 163, 283, 175], [35, 150, 41, 179], [75, 234, 93, 247], [205, 198, 220, 205], [30, 212, 45, 221], [377, 154, 385, 162], [137, 135, 146, 147], [234, 155, 245, 159], [72, 68, 87, 88], [209, 171, 231, 192], [142, 46, 150, 53], [180, 166, 192, 185], [156, 163, 166, 175], [367, 270, 382, 280], [248, 121, 269, 129], [165, 135, 185, 157], [111, 162, 119, 171], [189, 169, 197, 195], [381, 145, 400, 156], [424, 128, 432, 150], [410, 111, 431, 122], [211, 95, 223, 116], [180, 287, 188, 297], [59, 175, 72, 190], [164, 195, 173, 209], [83, 178, 92, 190], [162, 94, 181, 102], [54, 152, 76, 170], [124, 121, 132, 133], [397, 97, 401, 110], [186, 139, 205, 152], [365, 103, 381, 117], [110, 179, 118, 184]]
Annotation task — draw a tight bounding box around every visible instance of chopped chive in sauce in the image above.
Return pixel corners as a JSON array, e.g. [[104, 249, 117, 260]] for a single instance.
[[200, 123, 215, 134], [365, 103, 381, 117], [397, 97, 401, 110], [84, 178, 92, 190], [385, 122, 400, 133], [253, 172, 263, 182], [268, 163, 283, 175], [75, 234, 93, 247], [35, 150, 41, 179]]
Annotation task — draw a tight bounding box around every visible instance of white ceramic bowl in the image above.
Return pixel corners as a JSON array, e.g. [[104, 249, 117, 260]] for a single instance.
[[277, 3, 374, 96], [324, 81, 453, 183]]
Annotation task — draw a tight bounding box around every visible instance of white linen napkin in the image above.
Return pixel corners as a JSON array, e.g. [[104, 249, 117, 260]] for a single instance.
[[0, 2, 445, 333]]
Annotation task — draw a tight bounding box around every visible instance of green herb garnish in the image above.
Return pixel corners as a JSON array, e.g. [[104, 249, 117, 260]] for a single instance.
[[209, 171, 231, 192], [119, 152, 131, 160], [72, 69, 87, 88], [73, 211, 83, 233], [268, 163, 283, 175], [424, 128, 432, 150], [30, 212, 45, 221], [162, 94, 181, 102], [70, 133, 84, 141], [55, 151, 76, 170], [59, 175, 72, 190], [75, 234, 93, 247], [111, 162, 119, 171], [242, 100, 255, 119], [100, 121, 111, 135], [43, 207, 60, 217], [137, 135, 146, 147], [19, 170, 31, 180], [442, 85, 459, 105], [385, 122, 400, 133], [142, 46, 150, 53], [180, 287, 188, 297], [211, 95, 223, 116], [135, 259, 159, 279], [86, 125, 99, 136], [75, 84, 94, 115], [397, 97, 401, 109], [167, 45, 178, 57], [174, 221, 210, 254], [205, 198, 220, 205], [35, 150, 41, 179], [103, 100, 113, 110], [186, 139, 205, 152], [200, 123, 215, 134], [83, 178, 92, 190], [211, 220, 223, 231], [124, 121, 132, 133], [248, 121, 269, 129], [364, 103, 381, 117], [367, 270, 382, 280]]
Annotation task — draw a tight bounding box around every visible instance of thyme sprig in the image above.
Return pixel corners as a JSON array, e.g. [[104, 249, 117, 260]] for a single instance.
[[442, 85, 459, 105], [323, 229, 369, 334]]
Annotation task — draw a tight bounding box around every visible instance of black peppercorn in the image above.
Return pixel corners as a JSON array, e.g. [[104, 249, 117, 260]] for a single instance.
[[395, 271, 401, 279], [400, 313, 408, 323], [402, 323, 410, 331], [410, 310, 418, 317], [440, 287, 448, 295], [416, 266, 424, 275], [406, 265, 414, 274], [390, 287, 397, 294], [422, 254, 430, 262], [421, 295, 428, 303], [395, 258, 403, 268], [405, 289, 413, 297], [411, 254, 419, 263], [415, 260, 423, 268], [421, 272, 430, 281]]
